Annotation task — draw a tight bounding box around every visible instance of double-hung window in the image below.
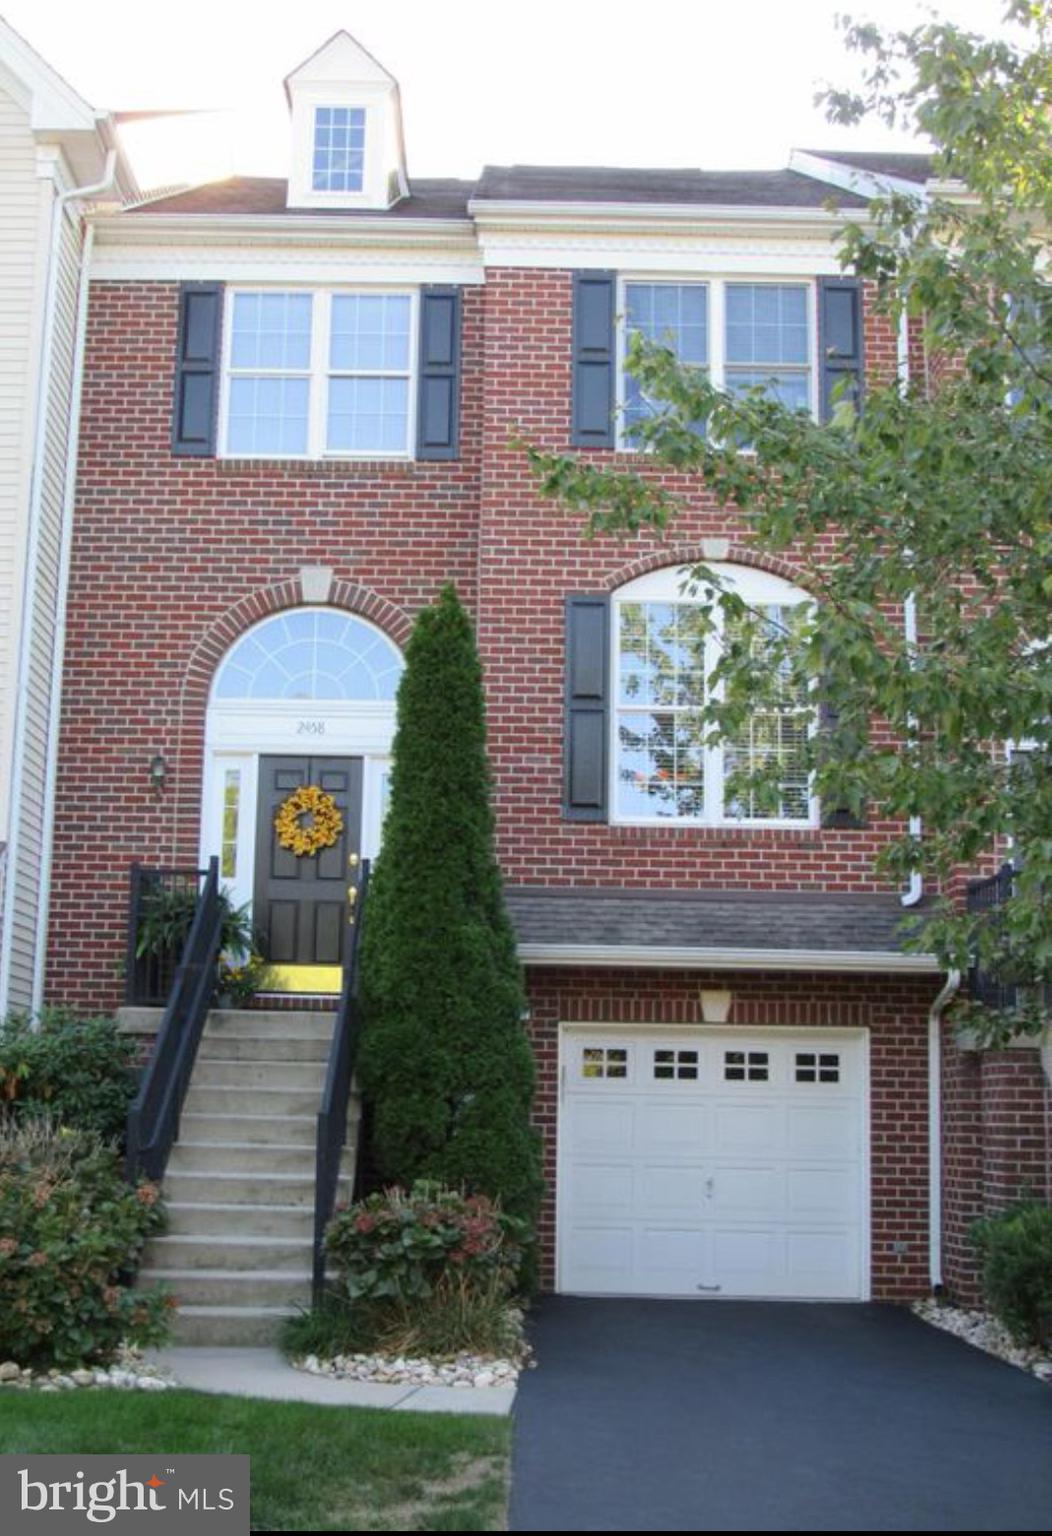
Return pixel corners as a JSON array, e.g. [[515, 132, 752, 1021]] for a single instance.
[[617, 278, 815, 445], [222, 289, 416, 458], [312, 106, 366, 193], [612, 565, 815, 827]]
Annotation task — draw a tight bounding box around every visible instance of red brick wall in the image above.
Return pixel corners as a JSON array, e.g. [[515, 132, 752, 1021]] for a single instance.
[[50, 272, 914, 1013], [979, 1049, 1052, 1210], [525, 967, 938, 1299], [939, 1028, 983, 1302], [939, 1037, 1051, 1304], [52, 268, 1043, 1308], [47, 280, 484, 1012], [477, 268, 911, 893]]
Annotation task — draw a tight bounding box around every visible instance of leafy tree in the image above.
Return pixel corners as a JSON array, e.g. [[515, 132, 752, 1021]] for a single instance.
[[357, 585, 542, 1251], [526, 4, 1052, 1041]]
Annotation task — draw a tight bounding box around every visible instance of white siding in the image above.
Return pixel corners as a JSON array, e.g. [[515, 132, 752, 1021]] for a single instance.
[[0, 84, 41, 845], [0, 83, 85, 1010]]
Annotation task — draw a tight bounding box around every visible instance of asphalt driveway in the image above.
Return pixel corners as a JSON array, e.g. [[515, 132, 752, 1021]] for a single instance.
[[509, 1299, 1052, 1531]]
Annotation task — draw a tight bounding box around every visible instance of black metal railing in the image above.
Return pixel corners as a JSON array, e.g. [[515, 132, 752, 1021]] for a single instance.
[[126, 857, 223, 1183], [313, 858, 370, 1302], [966, 862, 1017, 1011], [125, 863, 210, 1006]]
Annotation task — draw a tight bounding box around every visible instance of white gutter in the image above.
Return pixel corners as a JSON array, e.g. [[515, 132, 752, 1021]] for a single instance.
[[517, 943, 940, 974], [0, 149, 117, 1017], [928, 969, 961, 1289]]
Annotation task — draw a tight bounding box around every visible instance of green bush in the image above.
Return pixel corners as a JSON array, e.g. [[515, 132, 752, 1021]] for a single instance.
[[971, 1201, 1052, 1347], [358, 586, 542, 1262], [312, 1181, 527, 1359], [0, 1118, 173, 1367], [0, 1010, 137, 1140]]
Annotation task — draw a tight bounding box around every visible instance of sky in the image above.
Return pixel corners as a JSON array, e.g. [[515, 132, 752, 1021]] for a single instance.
[[1, 0, 1026, 191]]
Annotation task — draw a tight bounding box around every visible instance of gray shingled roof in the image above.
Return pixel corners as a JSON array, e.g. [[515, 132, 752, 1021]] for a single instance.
[[506, 886, 934, 966], [474, 164, 868, 208], [124, 158, 880, 219], [127, 175, 475, 218]]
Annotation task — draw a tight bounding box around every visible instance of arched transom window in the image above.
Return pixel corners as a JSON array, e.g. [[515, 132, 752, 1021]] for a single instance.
[[213, 609, 403, 702], [612, 563, 815, 826]]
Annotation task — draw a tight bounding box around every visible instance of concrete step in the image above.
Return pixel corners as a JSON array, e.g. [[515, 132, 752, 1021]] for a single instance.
[[178, 1113, 317, 1146], [141, 1267, 312, 1308], [165, 1202, 315, 1239], [165, 1142, 342, 1173], [198, 1035, 330, 1063], [163, 1170, 352, 1208], [205, 1011, 334, 1040], [190, 1059, 327, 1090], [168, 1306, 298, 1347], [183, 1085, 323, 1118], [146, 1234, 314, 1271]]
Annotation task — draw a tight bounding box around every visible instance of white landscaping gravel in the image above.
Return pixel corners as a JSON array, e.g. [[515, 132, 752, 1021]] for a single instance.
[[0, 1346, 176, 1393], [293, 1350, 527, 1389], [913, 1298, 1052, 1383]]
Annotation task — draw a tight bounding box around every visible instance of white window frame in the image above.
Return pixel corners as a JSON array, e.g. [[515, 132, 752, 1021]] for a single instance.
[[615, 275, 818, 450], [610, 563, 820, 830], [219, 286, 419, 461], [311, 104, 366, 195]]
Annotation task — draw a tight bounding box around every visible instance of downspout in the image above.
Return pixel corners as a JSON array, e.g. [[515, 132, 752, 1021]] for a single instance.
[[898, 308, 924, 910], [0, 150, 117, 1016], [928, 967, 961, 1291]]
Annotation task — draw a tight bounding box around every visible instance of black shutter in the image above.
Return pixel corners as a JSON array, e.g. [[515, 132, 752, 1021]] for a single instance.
[[571, 271, 616, 447], [416, 286, 461, 460], [172, 282, 223, 456], [818, 276, 864, 422], [818, 697, 865, 828], [564, 596, 610, 821]]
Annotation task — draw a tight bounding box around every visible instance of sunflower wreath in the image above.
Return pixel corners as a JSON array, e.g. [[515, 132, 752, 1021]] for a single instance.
[[274, 784, 344, 858]]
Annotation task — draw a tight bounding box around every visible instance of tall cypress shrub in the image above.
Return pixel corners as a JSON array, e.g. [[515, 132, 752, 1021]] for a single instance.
[[358, 585, 542, 1240]]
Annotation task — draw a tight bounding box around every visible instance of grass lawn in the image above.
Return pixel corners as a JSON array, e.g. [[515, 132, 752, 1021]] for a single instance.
[[0, 1389, 510, 1532]]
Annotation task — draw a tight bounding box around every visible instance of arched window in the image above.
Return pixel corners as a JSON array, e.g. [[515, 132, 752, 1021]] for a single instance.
[[212, 609, 403, 702], [612, 563, 815, 826]]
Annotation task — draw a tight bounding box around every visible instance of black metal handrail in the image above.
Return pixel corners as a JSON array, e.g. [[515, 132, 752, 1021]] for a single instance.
[[125, 863, 209, 1006], [313, 858, 370, 1301], [126, 857, 223, 1183], [966, 862, 1017, 1011]]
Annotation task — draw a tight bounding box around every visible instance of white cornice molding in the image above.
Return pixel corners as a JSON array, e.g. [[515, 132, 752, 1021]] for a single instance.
[[88, 211, 484, 282], [517, 942, 941, 974], [89, 211, 476, 247]]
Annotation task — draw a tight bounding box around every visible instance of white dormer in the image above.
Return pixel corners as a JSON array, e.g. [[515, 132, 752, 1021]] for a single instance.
[[285, 31, 408, 212]]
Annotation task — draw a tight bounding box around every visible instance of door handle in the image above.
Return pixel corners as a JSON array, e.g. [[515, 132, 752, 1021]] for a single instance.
[[348, 852, 359, 869], [704, 1176, 714, 1200], [347, 885, 358, 906]]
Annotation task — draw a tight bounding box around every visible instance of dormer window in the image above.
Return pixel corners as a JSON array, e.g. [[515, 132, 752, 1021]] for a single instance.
[[313, 106, 365, 193], [285, 31, 408, 211]]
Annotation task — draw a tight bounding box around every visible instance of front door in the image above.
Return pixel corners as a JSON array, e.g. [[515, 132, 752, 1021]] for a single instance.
[[254, 755, 363, 990]]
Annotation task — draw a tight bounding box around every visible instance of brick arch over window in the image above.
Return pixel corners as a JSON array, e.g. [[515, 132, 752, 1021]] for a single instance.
[[166, 577, 411, 863], [601, 542, 811, 595]]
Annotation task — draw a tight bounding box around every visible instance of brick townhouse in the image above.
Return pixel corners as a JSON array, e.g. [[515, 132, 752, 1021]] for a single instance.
[[34, 31, 1050, 1336]]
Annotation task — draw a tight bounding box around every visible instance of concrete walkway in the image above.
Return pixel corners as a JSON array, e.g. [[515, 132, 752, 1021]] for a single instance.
[[150, 1347, 515, 1416], [510, 1298, 1052, 1531]]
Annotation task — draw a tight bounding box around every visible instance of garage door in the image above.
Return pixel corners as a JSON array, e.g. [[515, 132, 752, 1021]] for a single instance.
[[558, 1028, 867, 1300]]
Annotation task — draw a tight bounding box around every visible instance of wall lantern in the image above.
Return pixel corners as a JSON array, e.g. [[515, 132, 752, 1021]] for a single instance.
[[149, 753, 169, 794]]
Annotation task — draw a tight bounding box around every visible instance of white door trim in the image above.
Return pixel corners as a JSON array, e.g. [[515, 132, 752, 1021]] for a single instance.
[[555, 1022, 871, 1302]]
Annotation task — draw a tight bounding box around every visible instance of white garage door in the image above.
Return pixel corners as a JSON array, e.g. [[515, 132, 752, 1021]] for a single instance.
[[558, 1028, 867, 1301]]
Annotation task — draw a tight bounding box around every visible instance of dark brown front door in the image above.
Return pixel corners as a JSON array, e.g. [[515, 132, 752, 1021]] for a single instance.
[[254, 756, 363, 967]]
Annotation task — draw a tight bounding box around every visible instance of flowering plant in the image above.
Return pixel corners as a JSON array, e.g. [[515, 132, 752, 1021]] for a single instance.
[[325, 1180, 527, 1303]]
